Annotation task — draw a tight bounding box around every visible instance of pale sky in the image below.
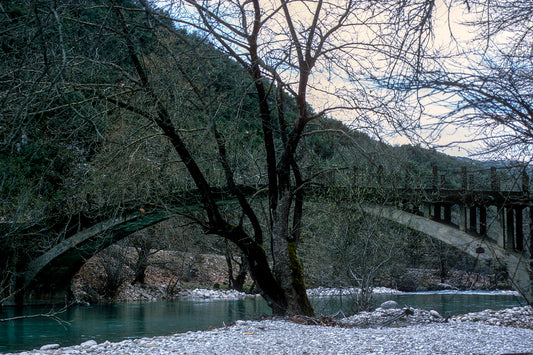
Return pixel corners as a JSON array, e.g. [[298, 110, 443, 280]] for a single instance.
[[164, 0, 512, 159]]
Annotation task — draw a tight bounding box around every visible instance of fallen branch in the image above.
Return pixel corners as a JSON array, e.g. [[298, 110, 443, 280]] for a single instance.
[[0, 305, 71, 329]]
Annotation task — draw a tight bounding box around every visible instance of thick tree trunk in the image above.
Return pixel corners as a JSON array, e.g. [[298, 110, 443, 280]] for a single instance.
[[233, 253, 248, 292], [231, 231, 288, 315], [271, 191, 314, 316]]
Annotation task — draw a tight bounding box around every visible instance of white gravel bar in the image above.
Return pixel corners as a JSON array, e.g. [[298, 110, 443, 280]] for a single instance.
[[10, 317, 533, 355]]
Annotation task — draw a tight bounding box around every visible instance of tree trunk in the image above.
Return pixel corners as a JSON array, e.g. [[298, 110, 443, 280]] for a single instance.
[[232, 232, 287, 315], [271, 191, 314, 316], [224, 240, 236, 289], [132, 243, 151, 285], [225, 242, 248, 292], [233, 256, 248, 292]]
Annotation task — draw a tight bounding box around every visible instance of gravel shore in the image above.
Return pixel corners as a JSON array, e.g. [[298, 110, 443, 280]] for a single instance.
[[11, 306, 533, 355], [13, 320, 533, 355]]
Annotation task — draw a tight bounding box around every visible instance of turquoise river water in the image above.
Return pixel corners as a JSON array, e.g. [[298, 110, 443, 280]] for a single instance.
[[0, 291, 526, 353]]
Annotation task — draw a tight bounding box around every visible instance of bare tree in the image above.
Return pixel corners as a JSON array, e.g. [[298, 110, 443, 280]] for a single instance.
[[1, 0, 437, 315], [390, 0, 533, 160], [152, 0, 437, 316], [301, 173, 405, 313]]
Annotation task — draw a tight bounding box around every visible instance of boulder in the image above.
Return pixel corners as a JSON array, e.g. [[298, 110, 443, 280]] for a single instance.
[[430, 310, 442, 319], [40, 344, 60, 350], [81, 340, 98, 348], [380, 300, 400, 309]]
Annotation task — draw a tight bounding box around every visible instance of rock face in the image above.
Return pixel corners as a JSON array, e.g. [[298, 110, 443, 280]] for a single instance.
[[73, 250, 243, 303]]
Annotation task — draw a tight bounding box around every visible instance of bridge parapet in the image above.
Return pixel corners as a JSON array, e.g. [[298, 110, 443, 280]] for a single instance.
[[338, 164, 532, 193]]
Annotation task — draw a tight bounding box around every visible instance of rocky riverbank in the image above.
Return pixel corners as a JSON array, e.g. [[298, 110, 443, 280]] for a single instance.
[[75, 282, 404, 304], [11, 306, 533, 355], [73, 248, 509, 304], [450, 305, 533, 328], [339, 302, 532, 329]]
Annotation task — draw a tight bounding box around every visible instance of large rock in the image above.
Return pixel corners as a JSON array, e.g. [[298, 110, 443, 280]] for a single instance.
[[81, 340, 98, 348], [40, 344, 60, 350], [380, 300, 400, 309], [430, 310, 442, 319]]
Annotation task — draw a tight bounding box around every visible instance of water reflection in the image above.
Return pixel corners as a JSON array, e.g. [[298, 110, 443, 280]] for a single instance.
[[0, 292, 524, 353]]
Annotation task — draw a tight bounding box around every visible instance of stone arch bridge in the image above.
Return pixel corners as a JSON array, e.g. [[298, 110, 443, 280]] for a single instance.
[[6, 166, 533, 305]]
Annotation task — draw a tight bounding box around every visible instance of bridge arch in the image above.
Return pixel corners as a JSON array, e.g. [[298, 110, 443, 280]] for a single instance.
[[20, 209, 174, 305], [16, 189, 244, 305], [363, 204, 532, 304]]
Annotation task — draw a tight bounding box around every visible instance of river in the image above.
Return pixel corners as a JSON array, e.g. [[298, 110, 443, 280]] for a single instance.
[[0, 291, 526, 353]]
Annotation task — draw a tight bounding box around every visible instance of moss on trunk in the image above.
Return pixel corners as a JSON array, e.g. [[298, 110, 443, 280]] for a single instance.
[[287, 241, 315, 317]]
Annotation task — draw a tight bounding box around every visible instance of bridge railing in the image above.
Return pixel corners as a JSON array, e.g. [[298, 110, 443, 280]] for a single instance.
[[316, 163, 532, 195], [432, 165, 530, 193]]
